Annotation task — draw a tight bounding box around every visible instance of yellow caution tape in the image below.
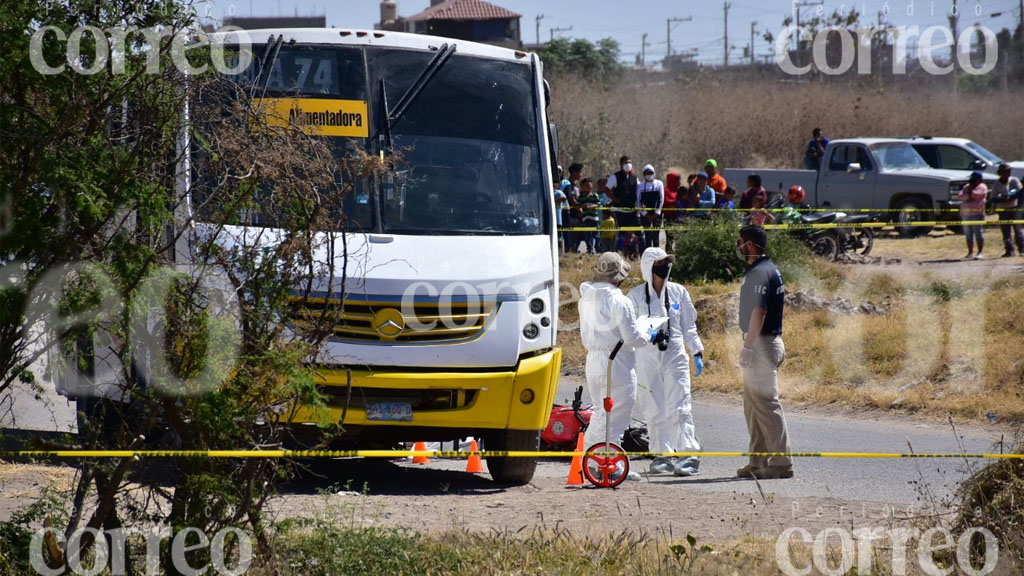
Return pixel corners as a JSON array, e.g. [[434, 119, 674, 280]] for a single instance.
[[578, 206, 1022, 213], [559, 219, 1024, 233], [3, 450, 1022, 460]]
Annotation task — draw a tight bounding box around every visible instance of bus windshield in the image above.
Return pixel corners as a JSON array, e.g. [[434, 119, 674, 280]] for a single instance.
[[370, 49, 545, 235], [197, 43, 547, 237]]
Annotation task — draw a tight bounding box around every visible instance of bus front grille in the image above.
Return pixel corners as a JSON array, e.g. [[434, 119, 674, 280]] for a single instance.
[[287, 298, 497, 344]]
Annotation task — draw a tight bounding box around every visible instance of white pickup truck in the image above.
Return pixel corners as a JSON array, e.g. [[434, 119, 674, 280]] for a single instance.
[[724, 138, 997, 236], [904, 137, 1024, 179]]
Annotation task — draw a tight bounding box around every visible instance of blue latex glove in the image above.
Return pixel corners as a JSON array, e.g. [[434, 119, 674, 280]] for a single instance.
[[694, 353, 704, 377], [648, 327, 659, 344]]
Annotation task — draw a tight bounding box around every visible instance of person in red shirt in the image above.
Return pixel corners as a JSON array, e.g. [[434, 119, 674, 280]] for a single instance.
[[664, 172, 682, 211], [739, 174, 767, 210], [664, 172, 682, 224]]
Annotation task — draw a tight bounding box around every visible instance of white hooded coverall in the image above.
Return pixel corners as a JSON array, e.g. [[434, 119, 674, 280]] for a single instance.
[[578, 282, 651, 447], [627, 248, 704, 457]]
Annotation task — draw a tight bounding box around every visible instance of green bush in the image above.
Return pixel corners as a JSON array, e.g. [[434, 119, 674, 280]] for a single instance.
[[670, 217, 812, 284]]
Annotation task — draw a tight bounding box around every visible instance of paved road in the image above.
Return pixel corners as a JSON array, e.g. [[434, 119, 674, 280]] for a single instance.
[[0, 373, 1010, 507], [537, 375, 1010, 505], [0, 378, 76, 434]]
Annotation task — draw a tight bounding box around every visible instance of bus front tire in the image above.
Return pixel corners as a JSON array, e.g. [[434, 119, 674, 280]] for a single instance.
[[485, 429, 539, 486]]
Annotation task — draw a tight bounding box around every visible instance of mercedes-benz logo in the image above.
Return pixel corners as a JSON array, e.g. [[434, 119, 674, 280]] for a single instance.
[[371, 308, 406, 339]]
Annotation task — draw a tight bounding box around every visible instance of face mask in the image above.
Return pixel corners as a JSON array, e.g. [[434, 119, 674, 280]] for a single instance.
[[652, 263, 671, 280], [644, 174, 654, 182], [623, 163, 633, 173], [735, 241, 751, 261]]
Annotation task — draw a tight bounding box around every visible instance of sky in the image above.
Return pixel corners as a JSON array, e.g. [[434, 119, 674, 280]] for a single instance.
[[196, 0, 1023, 65]]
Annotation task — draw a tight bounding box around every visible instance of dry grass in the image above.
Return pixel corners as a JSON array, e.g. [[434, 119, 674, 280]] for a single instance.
[[263, 517, 992, 575], [870, 227, 1006, 261], [695, 270, 1024, 423], [550, 74, 1024, 178]]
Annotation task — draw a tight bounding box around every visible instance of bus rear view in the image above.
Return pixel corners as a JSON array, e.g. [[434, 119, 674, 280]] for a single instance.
[[198, 28, 561, 484]]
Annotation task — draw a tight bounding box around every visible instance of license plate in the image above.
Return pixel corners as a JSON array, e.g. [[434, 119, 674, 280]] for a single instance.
[[365, 402, 413, 422]]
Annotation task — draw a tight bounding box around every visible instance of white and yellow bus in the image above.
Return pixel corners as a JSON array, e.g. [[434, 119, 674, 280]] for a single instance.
[[198, 28, 561, 484]]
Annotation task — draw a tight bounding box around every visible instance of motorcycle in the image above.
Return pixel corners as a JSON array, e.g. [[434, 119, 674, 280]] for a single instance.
[[766, 197, 875, 261], [540, 385, 592, 451]]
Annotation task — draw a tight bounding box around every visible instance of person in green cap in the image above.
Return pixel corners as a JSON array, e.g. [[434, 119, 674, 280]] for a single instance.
[[704, 159, 728, 200]]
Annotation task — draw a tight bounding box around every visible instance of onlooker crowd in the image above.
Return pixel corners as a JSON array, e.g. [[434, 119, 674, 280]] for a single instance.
[[556, 128, 1015, 262], [554, 155, 743, 257]]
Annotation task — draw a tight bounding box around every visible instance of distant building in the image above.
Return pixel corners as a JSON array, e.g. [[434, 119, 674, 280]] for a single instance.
[[222, 15, 327, 30], [664, 52, 700, 73], [376, 0, 522, 49]]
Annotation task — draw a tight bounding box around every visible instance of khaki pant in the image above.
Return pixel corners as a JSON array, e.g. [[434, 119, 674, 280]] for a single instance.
[[742, 335, 792, 469]]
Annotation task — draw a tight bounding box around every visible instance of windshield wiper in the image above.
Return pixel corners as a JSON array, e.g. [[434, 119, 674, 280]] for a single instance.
[[381, 43, 457, 151], [250, 34, 284, 102]]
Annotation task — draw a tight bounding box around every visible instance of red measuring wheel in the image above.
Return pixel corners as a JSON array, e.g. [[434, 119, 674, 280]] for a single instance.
[[582, 442, 629, 488]]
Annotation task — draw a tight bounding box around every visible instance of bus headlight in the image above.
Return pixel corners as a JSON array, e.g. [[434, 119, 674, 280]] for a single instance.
[[523, 323, 540, 339], [529, 298, 545, 314]]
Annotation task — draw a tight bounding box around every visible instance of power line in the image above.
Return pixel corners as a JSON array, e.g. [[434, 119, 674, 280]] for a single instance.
[[550, 25, 572, 42], [667, 16, 693, 57], [794, 1, 824, 51]]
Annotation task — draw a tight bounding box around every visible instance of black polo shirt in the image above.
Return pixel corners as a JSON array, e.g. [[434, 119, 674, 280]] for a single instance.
[[739, 256, 784, 335]]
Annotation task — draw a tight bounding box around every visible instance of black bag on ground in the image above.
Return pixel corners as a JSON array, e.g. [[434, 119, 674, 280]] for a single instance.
[[621, 425, 649, 455]]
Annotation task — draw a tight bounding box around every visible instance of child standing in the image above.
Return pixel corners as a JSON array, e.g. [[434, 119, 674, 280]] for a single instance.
[[747, 194, 775, 227], [716, 187, 737, 212], [599, 177, 617, 252], [578, 178, 602, 254]]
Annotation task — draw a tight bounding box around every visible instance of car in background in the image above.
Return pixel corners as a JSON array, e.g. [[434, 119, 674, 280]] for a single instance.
[[906, 137, 1024, 178], [723, 138, 995, 236]]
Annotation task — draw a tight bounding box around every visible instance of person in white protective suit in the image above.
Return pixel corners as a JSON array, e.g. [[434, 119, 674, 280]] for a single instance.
[[627, 247, 705, 476], [579, 252, 659, 481]]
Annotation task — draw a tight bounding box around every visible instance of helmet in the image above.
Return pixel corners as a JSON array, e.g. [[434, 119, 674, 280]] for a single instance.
[[787, 185, 806, 204]]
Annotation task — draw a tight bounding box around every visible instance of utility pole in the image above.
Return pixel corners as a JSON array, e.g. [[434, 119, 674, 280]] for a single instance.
[[723, 2, 731, 66], [1019, 0, 1023, 85], [535, 14, 544, 45], [550, 25, 572, 42], [640, 32, 649, 67], [794, 1, 825, 51], [950, 0, 958, 95], [750, 21, 757, 65], [667, 16, 693, 58]]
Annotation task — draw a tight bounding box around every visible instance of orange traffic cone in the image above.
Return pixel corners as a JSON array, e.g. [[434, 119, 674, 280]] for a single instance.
[[566, 432, 585, 486], [412, 441, 430, 464], [466, 439, 484, 473]]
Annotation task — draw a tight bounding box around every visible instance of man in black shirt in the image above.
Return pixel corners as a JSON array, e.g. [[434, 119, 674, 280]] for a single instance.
[[604, 155, 640, 250], [736, 225, 793, 480]]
